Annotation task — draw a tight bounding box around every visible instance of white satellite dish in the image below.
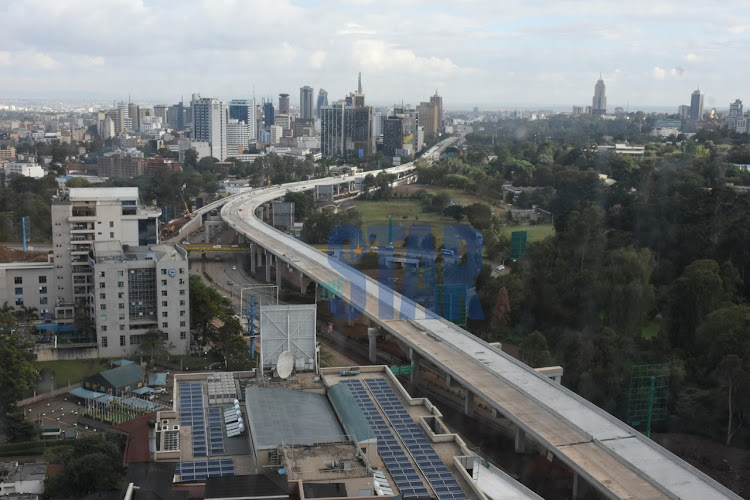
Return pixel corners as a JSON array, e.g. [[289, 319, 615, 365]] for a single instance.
[[276, 351, 294, 379]]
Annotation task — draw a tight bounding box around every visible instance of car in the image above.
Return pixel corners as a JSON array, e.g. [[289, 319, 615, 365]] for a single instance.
[[213, 245, 221, 249], [155, 387, 167, 394], [232, 265, 237, 270], [227, 281, 234, 286], [495, 265, 506, 272]]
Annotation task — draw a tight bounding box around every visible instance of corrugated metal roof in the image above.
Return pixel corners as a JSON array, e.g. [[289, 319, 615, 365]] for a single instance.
[[99, 363, 144, 389]]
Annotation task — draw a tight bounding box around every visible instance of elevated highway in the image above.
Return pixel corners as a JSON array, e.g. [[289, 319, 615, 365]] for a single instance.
[[190, 139, 737, 499]]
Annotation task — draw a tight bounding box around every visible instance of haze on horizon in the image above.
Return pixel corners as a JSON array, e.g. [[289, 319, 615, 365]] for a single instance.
[[1, 0, 748, 110]]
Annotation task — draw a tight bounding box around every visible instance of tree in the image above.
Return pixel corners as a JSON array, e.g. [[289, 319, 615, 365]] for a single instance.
[[189, 275, 222, 342], [465, 203, 492, 231], [442, 204, 465, 221], [431, 191, 451, 213], [284, 191, 314, 221], [520, 331, 553, 368], [0, 330, 40, 441], [491, 287, 511, 324], [598, 247, 655, 336], [140, 328, 173, 362], [65, 177, 91, 188], [714, 355, 747, 445], [183, 148, 199, 169], [44, 436, 124, 497]]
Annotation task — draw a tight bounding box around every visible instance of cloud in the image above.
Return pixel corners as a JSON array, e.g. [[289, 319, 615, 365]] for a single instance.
[[0, 50, 59, 69], [338, 23, 376, 36], [352, 40, 463, 75], [671, 66, 684, 77], [310, 50, 326, 69], [653, 66, 667, 80]]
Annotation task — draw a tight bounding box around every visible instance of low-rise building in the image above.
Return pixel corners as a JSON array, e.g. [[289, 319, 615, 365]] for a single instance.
[[82, 363, 144, 395], [0, 462, 48, 497], [5, 162, 45, 179]]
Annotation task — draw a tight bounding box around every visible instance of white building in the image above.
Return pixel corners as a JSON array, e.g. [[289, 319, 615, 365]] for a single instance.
[[0, 260, 57, 318], [0, 462, 48, 496], [6, 162, 45, 178], [274, 114, 291, 131], [90, 241, 190, 357], [226, 119, 249, 149], [192, 97, 228, 160], [270, 125, 283, 145], [51, 187, 161, 317]]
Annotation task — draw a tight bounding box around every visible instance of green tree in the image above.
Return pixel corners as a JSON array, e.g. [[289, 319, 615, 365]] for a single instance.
[[183, 148, 199, 169], [443, 204, 465, 221], [284, 191, 314, 221], [189, 275, 222, 342], [598, 247, 655, 335], [0, 330, 40, 441], [44, 436, 124, 497], [65, 177, 92, 188], [140, 328, 173, 362], [520, 331, 553, 368], [465, 203, 492, 231]]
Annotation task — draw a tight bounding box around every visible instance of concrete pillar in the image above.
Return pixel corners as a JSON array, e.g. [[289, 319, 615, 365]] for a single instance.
[[265, 251, 271, 282], [367, 328, 379, 364], [573, 472, 579, 499], [409, 348, 421, 385], [446, 375, 453, 387], [491, 408, 499, 418], [464, 391, 474, 416], [299, 270, 305, 294], [514, 427, 526, 454], [275, 259, 281, 287], [250, 246, 256, 273]]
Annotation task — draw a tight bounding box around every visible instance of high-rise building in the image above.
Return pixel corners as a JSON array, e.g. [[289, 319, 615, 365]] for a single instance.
[[430, 91, 443, 132], [226, 119, 249, 150], [689, 88, 704, 121], [726, 99, 745, 132], [321, 102, 345, 157], [153, 105, 168, 123], [678, 105, 690, 120], [383, 117, 404, 157], [167, 101, 185, 130], [300, 86, 314, 120], [263, 99, 275, 127], [417, 101, 439, 138], [269, 125, 283, 145], [591, 76, 606, 116], [320, 101, 374, 157], [192, 97, 228, 160], [229, 99, 257, 141], [316, 89, 328, 119], [51, 187, 161, 313], [128, 103, 139, 131], [279, 93, 290, 115]]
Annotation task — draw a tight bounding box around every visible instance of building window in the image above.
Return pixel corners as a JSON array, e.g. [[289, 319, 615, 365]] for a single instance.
[[118, 292, 124, 299], [179, 268, 185, 274], [118, 270, 124, 277], [40, 297, 48, 305], [180, 321, 186, 327], [38, 276, 47, 284], [14, 277, 22, 284], [101, 336, 108, 347], [110, 232, 114, 238], [39, 286, 47, 294], [100, 314, 107, 321], [120, 335, 126, 346], [179, 300, 185, 306], [110, 221, 114, 228], [119, 314, 125, 320], [100, 293, 106, 300], [101, 325, 107, 332], [15, 287, 23, 295], [15, 298, 23, 306], [119, 325, 125, 331], [180, 331, 186, 339], [161, 279, 167, 286], [161, 269, 167, 275], [162, 322, 168, 328], [161, 311, 168, 318], [180, 310, 185, 317], [118, 281, 124, 288], [161, 290, 167, 296], [100, 304, 106, 310], [99, 282, 106, 289], [179, 279, 185, 285], [179, 289, 185, 296], [99, 272, 105, 278], [162, 301, 167, 307]]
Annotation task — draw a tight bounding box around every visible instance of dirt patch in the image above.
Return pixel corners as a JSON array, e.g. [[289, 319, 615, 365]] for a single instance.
[[0, 246, 48, 263], [652, 432, 750, 497]]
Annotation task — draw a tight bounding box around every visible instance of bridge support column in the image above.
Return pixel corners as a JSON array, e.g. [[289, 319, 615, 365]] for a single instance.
[[367, 328, 379, 364], [250, 246, 256, 273], [409, 348, 421, 385], [572, 473, 580, 499], [265, 251, 271, 282], [514, 428, 526, 454], [275, 259, 281, 287], [464, 391, 474, 416], [446, 375, 453, 387], [299, 270, 305, 294]]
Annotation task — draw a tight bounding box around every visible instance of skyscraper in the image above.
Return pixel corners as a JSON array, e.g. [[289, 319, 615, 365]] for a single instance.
[[300, 86, 314, 120], [279, 93, 290, 115], [263, 99, 275, 127], [430, 91, 443, 132], [320, 101, 374, 158], [229, 99, 257, 140], [591, 76, 606, 116], [316, 89, 328, 119], [192, 97, 228, 160], [689, 88, 704, 121]]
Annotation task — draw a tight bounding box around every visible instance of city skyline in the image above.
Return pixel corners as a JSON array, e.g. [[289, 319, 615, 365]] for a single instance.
[[1, 1, 749, 108]]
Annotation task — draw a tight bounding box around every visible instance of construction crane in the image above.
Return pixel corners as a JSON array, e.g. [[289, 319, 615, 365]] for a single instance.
[[180, 184, 195, 219]]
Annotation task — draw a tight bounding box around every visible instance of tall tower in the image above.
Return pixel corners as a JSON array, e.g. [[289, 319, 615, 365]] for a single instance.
[[300, 86, 314, 120], [689, 88, 704, 121], [316, 89, 328, 119], [358, 72, 362, 94], [193, 97, 228, 160], [591, 75, 606, 116], [279, 93, 290, 115], [430, 90, 443, 132]]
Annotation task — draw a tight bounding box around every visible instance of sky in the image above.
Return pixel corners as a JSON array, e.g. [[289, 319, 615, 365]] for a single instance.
[[1, 0, 749, 110]]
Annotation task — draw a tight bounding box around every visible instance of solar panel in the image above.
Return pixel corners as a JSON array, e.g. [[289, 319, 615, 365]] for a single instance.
[[341, 380, 431, 499], [365, 378, 467, 500], [175, 459, 235, 482], [179, 383, 208, 457], [208, 408, 225, 454]]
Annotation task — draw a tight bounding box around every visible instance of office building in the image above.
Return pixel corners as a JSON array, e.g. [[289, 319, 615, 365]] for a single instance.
[[51, 187, 161, 315], [274, 114, 291, 131], [0, 257, 56, 318], [97, 155, 148, 178], [417, 101, 439, 138], [90, 241, 189, 358], [430, 91, 443, 132], [226, 119, 249, 149], [193, 97, 228, 160], [316, 89, 328, 119], [5, 162, 45, 178], [678, 105, 690, 120], [300, 86, 314, 120], [269, 125, 283, 145], [320, 102, 374, 157], [153, 105, 168, 123], [727, 99, 747, 133], [293, 118, 315, 138], [167, 101, 185, 130], [689, 88, 704, 121], [263, 99, 275, 127], [279, 93, 290, 115], [383, 117, 405, 157], [591, 76, 606, 116]]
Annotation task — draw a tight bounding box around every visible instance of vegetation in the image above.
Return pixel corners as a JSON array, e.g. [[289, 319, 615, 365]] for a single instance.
[[34, 359, 108, 386], [43, 435, 125, 498]]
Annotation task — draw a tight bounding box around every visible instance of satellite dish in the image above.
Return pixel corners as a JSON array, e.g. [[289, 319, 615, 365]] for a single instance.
[[276, 351, 294, 379]]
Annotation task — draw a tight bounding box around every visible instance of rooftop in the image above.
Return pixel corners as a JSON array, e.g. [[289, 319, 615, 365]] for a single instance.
[[69, 186, 139, 201]]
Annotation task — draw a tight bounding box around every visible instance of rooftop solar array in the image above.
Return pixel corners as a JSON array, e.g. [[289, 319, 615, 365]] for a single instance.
[[179, 383, 207, 457], [341, 380, 431, 499], [366, 378, 467, 500], [174, 459, 234, 482], [208, 408, 225, 455]]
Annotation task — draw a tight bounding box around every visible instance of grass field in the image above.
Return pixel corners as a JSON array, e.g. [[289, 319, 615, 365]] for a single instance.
[[34, 359, 109, 386], [499, 224, 555, 243]]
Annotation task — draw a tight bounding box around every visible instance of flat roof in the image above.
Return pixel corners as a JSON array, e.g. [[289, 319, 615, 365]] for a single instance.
[[69, 186, 139, 200], [244, 387, 344, 450]]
